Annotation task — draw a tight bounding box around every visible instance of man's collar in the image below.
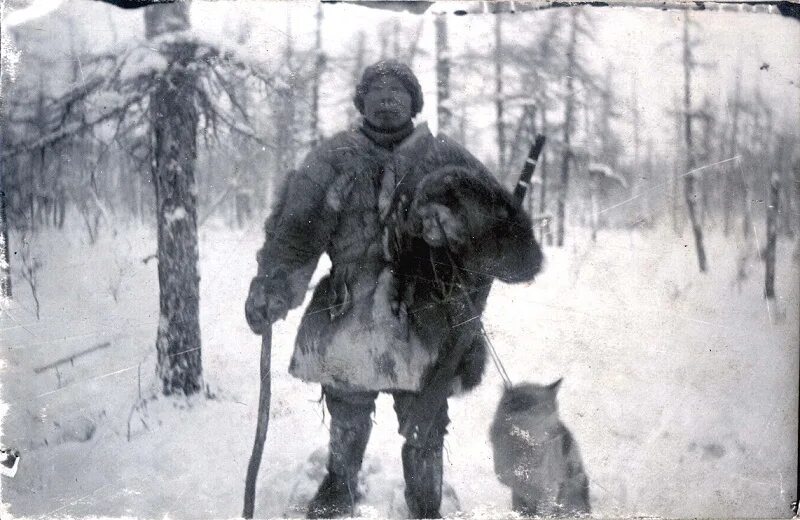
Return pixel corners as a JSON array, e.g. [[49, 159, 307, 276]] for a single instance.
[[359, 119, 414, 150], [394, 122, 431, 154]]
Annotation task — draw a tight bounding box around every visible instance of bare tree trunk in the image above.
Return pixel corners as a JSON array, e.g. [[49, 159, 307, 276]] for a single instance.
[[138, 167, 146, 223], [507, 103, 536, 188], [273, 20, 298, 194], [632, 77, 646, 220], [435, 13, 453, 137], [405, 19, 425, 66], [724, 70, 741, 236], [538, 107, 550, 245], [670, 93, 682, 234], [590, 172, 599, 242], [682, 13, 707, 272], [0, 184, 10, 298], [646, 138, 655, 223], [599, 65, 615, 163], [347, 31, 366, 126], [793, 161, 800, 263], [494, 11, 506, 176], [31, 78, 48, 233], [699, 115, 711, 227], [556, 9, 577, 248], [765, 172, 779, 298], [742, 111, 758, 240], [773, 134, 794, 237], [379, 28, 389, 60], [392, 19, 401, 58], [310, 3, 323, 147], [523, 104, 537, 214], [742, 174, 752, 239], [146, 3, 203, 396]]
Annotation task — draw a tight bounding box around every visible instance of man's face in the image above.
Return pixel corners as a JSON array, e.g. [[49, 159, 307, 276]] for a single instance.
[[362, 75, 413, 131]]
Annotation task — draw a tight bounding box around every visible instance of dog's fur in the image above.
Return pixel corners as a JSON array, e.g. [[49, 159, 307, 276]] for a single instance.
[[490, 379, 590, 517]]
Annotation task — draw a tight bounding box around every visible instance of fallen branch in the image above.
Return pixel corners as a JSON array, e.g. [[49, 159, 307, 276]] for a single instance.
[[2, 95, 146, 160], [33, 341, 111, 374]]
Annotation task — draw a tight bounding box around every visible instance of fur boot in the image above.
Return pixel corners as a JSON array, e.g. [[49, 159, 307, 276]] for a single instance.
[[402, 443, 444, 519], [307, 419, 372, 518]]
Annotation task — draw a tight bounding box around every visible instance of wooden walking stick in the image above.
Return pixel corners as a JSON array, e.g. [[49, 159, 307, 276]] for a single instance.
[[243, 326, 272, 519]]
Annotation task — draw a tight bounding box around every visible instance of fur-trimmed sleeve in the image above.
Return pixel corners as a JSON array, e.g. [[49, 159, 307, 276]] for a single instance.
[[255, 144, 341, 309], [417, 137, 543, 284]]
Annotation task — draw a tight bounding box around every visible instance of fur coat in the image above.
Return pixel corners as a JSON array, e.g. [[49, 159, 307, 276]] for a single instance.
[[255, 122, 541, 393]]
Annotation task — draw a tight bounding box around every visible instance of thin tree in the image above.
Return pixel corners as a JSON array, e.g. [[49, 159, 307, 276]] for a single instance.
[[681, 12, 707, 272], [405, 19, 425, 67], [144, 3, 203, 394], [347, 30, 367, 126], [0, 179, 10, 298], [793, 156, 800, 262], [632, 75, 641, 174], [506, 102, 537, 189], [392, 19, 401, 58], [723, 66, 742, 236], [597, 64, 622, 171], [494, 10, 507, 176], [500, 10, 561, 241], [379, 22, 390, 60], [555, 8, 578, 247], [309, 3, 324, 147], [435, 13, 453, 137], [538, 106, 551, 244], [669, 92, 683, 233], [765, 172, 779, 299], [631, 76, 652, 223], [270, 16, 300, 202]]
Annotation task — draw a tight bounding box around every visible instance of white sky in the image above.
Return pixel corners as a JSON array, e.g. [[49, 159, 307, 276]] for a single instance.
[[192, 1, 800, 159], [3, 0, 799, 164]]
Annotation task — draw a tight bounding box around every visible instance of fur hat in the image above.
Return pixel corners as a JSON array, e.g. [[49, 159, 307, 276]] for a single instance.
[[353, 60, 424, 117]]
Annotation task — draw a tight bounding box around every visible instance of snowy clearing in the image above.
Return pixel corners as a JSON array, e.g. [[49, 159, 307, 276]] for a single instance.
[[1, 220, 797, 519]]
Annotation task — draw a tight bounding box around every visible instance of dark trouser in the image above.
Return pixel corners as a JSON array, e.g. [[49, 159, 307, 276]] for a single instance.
[[323, 385, 449, 518]]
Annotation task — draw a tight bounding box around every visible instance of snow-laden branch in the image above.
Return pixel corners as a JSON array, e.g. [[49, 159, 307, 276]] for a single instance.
[[2, 34, 280, 160], [1, 92, 149, 159]]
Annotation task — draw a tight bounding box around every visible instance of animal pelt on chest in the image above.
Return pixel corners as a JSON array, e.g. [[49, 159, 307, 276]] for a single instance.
[[383, 164, 542, 393], [265, 123, 540, 393], [489, 379, 591, 517]]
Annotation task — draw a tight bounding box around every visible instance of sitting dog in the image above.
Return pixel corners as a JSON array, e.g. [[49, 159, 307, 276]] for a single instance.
[[490, 379, 591, 517]]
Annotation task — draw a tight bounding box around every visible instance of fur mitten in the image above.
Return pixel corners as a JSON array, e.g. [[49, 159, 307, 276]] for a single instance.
[[245, 270, 290, 333]]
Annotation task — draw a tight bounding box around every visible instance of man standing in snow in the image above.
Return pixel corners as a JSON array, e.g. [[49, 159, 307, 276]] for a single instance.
[[245, 60, 541, 518]]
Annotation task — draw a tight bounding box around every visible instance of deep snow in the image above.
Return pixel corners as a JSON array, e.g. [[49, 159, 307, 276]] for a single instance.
[[1, 219, 797, 519]]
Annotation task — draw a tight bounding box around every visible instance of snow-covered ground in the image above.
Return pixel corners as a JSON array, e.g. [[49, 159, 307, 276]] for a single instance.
[[1, 219, 797, 519]]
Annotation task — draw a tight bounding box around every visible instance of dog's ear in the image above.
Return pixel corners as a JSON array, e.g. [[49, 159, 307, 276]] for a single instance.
[[548, 377, 563, 394]]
